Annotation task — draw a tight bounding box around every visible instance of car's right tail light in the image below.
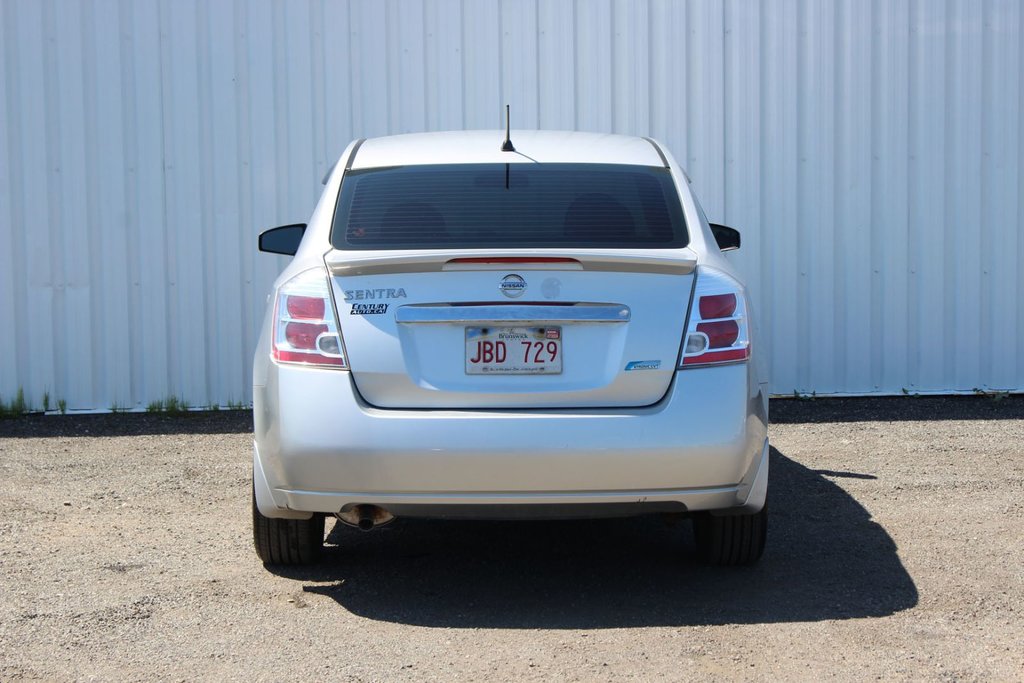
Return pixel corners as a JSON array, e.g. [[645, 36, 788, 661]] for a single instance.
[[680, 267, 750, 368], [271, 268, 347, 368]]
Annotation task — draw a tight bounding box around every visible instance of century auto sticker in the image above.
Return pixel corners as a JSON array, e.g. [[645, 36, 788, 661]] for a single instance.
[[350, 303, 388, 315]]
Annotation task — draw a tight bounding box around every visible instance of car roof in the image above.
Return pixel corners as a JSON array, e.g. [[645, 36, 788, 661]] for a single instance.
[[349, 130, 667, 170]]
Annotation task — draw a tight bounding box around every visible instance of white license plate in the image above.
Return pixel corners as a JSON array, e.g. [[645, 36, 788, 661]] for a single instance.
[[465, 326, 562, 375]]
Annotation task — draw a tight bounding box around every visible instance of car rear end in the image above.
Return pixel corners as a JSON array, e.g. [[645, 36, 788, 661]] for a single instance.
[[252, 131, 769, 566]]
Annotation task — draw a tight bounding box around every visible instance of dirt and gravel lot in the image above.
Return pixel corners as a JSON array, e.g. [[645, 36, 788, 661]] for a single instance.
[[1, 396, 1022, 681]]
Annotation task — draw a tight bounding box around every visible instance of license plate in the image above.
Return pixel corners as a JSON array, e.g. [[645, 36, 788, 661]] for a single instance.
[[465, 326, 562, 375]]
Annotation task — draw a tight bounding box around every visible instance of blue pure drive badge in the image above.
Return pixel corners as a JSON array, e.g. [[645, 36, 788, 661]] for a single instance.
[[625, 360, 661, 371], [351, 303, 388, 315]]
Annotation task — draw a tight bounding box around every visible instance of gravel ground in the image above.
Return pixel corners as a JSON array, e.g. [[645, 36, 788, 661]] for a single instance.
[[0, 397, 1021, 681]]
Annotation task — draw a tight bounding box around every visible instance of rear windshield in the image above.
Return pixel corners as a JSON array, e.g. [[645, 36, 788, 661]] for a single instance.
[[331, 163, 688, 250]]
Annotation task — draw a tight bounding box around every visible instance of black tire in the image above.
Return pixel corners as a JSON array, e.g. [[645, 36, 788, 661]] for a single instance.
[[252, 490, 325, 565], [692, 505, 767, 566]]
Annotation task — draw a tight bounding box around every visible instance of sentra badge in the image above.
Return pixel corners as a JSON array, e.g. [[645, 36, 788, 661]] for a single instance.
[[343, 288, 406, 301], [500, 274, 526, 298]]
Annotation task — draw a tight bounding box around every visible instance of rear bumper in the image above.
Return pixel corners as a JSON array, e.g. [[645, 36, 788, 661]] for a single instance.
[[253, 362, 768, 519]]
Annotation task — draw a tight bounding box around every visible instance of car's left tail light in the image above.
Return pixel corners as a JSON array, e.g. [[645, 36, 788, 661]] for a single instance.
[[680, 266, 750, 368], [271, 268, 347, 368]]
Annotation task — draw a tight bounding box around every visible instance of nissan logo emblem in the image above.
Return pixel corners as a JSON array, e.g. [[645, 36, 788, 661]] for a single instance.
[[499, 274, 527, 298]]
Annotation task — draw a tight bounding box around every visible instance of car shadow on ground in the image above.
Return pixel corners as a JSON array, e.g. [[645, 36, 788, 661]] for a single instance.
[[267, 447, 918, 628]]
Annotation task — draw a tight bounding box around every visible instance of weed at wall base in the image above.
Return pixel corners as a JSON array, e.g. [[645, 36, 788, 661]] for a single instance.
[[145, 396, 192, 414], [0, 388, 36, 418]]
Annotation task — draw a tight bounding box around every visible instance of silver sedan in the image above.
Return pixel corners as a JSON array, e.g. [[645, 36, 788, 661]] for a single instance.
[[252, 130, 768, 566]]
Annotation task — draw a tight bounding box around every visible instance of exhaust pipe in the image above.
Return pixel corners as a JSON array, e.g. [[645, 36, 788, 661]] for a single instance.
[[336, 504, 395, 531], [357, 509, 375, 531]]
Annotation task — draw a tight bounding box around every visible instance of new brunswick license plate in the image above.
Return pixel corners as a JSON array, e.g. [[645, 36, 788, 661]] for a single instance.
[[465, 326, 562, 375]]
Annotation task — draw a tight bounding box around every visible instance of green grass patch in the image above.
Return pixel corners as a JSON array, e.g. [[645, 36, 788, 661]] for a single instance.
[[164, 396, 190, 414], [0, 388, 33, 418], [145, 396, 191, 414], [973, 387, 1010, 402]]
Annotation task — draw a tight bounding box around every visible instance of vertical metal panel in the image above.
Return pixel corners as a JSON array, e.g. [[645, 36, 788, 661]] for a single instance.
[[0, 0, 1021, 410], [873, 0, 911, 394], [424, 0, 463, 130], [9, 1, 50, 407], [537, 0, 574, 130], [575, 0, 613, 132], [0, 5, 14, 402], [760, 0, 801, 394], [983, 0, 1021, 390]]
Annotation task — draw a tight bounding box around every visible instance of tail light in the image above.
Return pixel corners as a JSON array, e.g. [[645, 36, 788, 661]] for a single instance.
[[271, 268, 347, 368], [680, 267, 750, 368]]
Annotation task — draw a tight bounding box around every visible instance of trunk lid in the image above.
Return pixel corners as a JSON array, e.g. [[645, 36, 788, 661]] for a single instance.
[[326, 250, 696, 408]]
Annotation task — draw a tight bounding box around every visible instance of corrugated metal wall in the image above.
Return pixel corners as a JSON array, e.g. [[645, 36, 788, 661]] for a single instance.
[[1, 0, 1021, 410]]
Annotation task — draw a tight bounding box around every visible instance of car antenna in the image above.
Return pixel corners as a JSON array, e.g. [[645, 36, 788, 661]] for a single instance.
[[501, 104, 515, 152]]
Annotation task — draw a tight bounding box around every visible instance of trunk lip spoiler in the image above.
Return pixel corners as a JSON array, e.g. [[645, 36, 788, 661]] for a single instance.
[[324, 249, 698, 276], [395, 303, 631, 325]]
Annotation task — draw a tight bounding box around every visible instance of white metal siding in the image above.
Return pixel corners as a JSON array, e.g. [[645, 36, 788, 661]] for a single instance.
[[1, 0, 1021, 410]]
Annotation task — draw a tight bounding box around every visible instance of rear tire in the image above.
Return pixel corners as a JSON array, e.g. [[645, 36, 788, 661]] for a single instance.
[[692, 505, 767, 566], [252, 490, 325, 565]]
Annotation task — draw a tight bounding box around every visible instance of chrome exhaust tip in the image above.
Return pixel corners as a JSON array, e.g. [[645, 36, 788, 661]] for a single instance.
[[336, 504, 395, 531]]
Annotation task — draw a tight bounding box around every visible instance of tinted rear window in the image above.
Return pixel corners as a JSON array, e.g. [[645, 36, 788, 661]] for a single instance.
[[331, 163, 688, 250]]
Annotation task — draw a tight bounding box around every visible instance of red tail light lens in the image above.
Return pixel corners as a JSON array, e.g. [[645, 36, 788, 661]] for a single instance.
[[699, 293, 736, 320], [286, 295, 326, 320], [271, 269, 347, 369], [697, 320, 739, 348], [285, 322, 328, 350], [680, 268, 750, 368]]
